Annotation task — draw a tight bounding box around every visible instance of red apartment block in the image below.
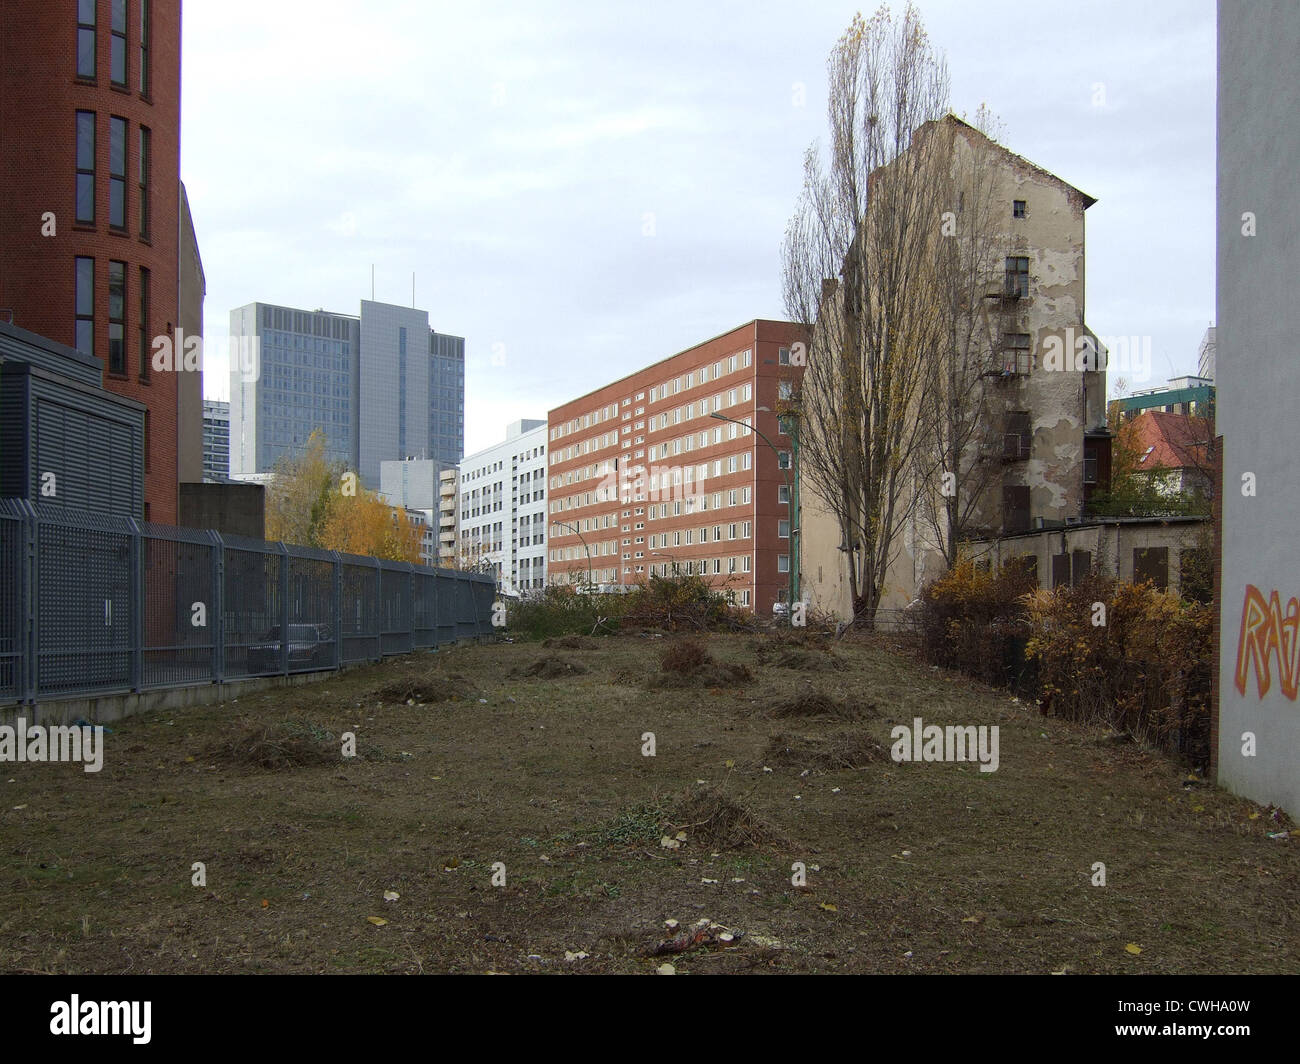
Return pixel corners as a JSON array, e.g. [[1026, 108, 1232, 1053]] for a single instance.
[[0, 0, 182, 522], [547, 320, 805, 616]]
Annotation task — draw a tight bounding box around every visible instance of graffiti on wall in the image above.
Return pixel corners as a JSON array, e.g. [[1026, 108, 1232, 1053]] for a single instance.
[[1234, 583, 1300, 700]]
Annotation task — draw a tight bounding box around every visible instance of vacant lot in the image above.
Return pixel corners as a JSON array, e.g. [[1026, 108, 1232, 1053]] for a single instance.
[[2, 632, 1296, 974]]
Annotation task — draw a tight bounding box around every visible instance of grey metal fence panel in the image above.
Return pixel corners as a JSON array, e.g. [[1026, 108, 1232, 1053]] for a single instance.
[[413, 569, 437, 649], [338, 554, 381, 664], [455, 571, 477, 641], [434, 570, 456, 644], [0, 499, 27, 701], [380, 562, 414, 656], [285, 543, 338, 673], [34, 505, 134, 697], [140, 521, 218, 689], [220, 533, 285, 680], [0, 499, 495, 705]]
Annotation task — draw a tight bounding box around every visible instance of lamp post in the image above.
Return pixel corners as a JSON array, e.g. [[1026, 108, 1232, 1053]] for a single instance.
[[553, 520, 593, 592], [649, 549, 679, 577], [710, 407, 798, 620]]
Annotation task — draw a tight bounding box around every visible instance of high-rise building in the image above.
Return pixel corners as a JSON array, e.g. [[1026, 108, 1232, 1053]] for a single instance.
[[202, 399, 230, 480], [459, 420, 547, 594], [547, 321, 804, 615], [228, 302, 360, 476], [0, 0, 185, 522], [228, 299, 464, 484]]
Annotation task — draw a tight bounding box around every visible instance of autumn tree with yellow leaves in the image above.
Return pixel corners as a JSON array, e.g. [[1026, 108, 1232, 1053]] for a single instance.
[[263, 429, 424, 564]]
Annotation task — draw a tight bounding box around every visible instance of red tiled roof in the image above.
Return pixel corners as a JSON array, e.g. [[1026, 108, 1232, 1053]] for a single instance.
[[1131, 411, 1213, 471]]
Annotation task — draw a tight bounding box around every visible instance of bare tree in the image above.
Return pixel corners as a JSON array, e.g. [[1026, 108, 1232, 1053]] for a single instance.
[[913, 109, 1009, 568], [782, 3, 952, 626]]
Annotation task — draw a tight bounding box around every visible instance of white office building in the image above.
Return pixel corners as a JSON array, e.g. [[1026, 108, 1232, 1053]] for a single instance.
[[458, 420, 547, 594]]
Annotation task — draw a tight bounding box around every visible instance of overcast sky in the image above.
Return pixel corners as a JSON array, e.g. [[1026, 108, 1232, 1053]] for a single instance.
[[184, 0, 1216, 457]]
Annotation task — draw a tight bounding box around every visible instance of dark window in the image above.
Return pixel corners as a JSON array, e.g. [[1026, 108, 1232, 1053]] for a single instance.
[[1051, 553, 1070, 588], [108, 260, 126, 375], [1002, 332, 1031, 375], [109, 116, 127, 229], [77, 0, 96, 78], [1133, 546, 1169, 591], [110, 0, 127, 85], [75, 111, 96, 224], [1003, 410, 1032, 461], [1002, 483, 1030, 533], [1005, 256, 1029, 298], [137, 266, 150, 379], [1013, 200, 1026, 218], [75, 257, 95, 357], [139, 0, 150, 94], [137, 126, 150, 238], [1071, 550, 1092, 586]]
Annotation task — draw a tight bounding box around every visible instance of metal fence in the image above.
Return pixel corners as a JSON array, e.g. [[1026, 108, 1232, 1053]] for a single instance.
[[0, 499, 496, 705]]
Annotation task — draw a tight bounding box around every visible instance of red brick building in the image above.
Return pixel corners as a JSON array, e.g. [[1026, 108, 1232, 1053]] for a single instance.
[[0, 0, 182, 522], [547, 320, 805, 615]]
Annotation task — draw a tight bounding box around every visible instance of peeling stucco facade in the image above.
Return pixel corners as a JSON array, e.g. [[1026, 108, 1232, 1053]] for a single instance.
[[801, 119, 1106, 619]]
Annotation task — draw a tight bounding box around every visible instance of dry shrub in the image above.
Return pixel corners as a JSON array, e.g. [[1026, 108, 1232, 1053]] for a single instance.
[[918, 559, 1037, 688], [660, 639, 710, 674], [207, 719, 339, 770], [375, 671, 477, 704], [512, 657, 589, 679], [764, 729, 886, 770], [769, 684, 875, 721], [646, 638, 752, 688], [667, 785, 788, 850], [1025, 574, 1212, 768]]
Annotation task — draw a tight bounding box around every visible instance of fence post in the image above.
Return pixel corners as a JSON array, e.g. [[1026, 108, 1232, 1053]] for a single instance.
[[277, 541, 290, 675], [126, 516, 144, 693], [331, 551, 342, 669], [210, 530, 225, 684], [19, 500, 36, 704]]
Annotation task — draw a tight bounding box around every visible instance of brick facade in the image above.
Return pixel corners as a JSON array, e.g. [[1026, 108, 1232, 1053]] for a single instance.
[[0, 0, 182, 522], [547, 320, 805, 616]]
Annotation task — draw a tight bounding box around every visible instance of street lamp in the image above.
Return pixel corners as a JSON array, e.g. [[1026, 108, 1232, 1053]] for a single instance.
[[710, 407, 798, 619], [553, 520, 594, 592]]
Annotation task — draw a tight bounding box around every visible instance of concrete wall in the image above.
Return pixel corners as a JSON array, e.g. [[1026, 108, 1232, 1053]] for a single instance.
[[1216, 0, 1300, 816]]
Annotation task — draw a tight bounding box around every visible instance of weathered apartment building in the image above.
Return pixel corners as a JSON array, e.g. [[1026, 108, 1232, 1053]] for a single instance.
[[802, 116, 1108, 616], [547, 320, 804, 614]]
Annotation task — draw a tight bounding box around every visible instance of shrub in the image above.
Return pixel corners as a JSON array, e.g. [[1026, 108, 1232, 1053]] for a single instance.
[[918, 561, 1213, 768]]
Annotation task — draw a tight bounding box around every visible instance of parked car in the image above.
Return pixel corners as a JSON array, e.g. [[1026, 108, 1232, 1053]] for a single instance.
[[247, 624, 334, 673]]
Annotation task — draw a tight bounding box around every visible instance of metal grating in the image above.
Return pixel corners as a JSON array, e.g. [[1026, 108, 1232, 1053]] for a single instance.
[[0, 500, 495, 704]]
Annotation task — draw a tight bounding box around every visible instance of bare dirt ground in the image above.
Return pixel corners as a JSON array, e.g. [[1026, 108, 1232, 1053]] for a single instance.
[[2, 631, 1296, 974]]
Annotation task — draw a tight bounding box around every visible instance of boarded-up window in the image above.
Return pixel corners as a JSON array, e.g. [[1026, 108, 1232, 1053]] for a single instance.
[[1003, 411, 1032, 460], [1002, 484, 1030, 533], [1051, 553, 1070, 588], [1133, 546, 1169, 590], [1071, 550, 1092, 586], [1179, 548, 1212, 604]]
